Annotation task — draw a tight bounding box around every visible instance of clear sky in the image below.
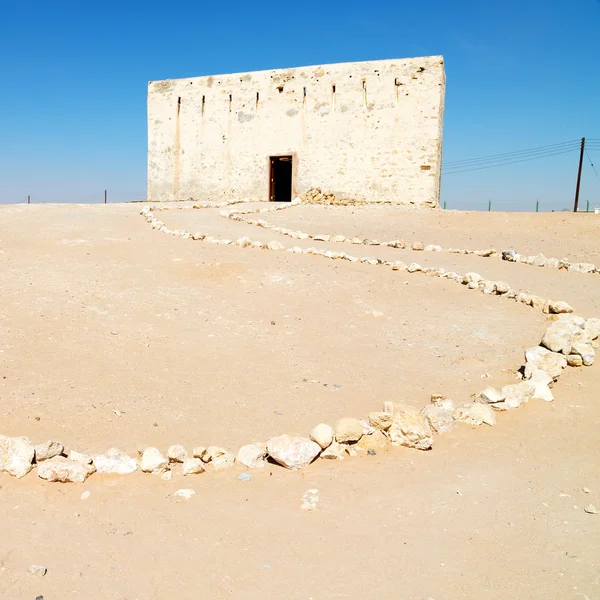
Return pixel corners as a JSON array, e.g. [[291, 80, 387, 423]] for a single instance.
[[0, 0, 599, 210]]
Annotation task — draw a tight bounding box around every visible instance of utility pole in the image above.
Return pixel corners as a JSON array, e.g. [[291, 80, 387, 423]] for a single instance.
[[104, 189, 107, 204], [573, 137, 585, 212]]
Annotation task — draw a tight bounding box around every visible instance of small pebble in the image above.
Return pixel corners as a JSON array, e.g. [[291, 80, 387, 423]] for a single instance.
[[583, 487, 591, 494], [81, 491, 90, 501], [238, 473, 251, 482], [28, 565, 47, 577], [367, 449, 376, 456], [173, 488, 195, 500], [584, 504, 598, 514]]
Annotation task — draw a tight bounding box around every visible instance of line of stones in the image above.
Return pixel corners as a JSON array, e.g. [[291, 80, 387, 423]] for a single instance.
[[218, 200, 599, 275], [0, 203, 595, 484]]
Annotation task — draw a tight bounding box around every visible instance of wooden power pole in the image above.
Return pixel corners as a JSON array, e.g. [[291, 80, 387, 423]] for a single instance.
[[573, 137, 585, 212]]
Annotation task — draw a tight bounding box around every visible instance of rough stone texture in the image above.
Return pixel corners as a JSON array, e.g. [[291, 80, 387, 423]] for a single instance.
[[235, 444, 267, 468], [309, 423, 334, 449], [320, 442, 346, 460], [368, 411, 393, 430], [455, 403, 496, 426], [524, 346, 567, 379], [477, 387, 505, 404], [210, 452, 235, 471], [34, 440, 64, 462], [334, 418, 364, 443], [567, 354, 583, 367], [148, 57, 445, 205], [167, 445, 187, 463], [0, 435, 35, 478], [266, 435, 321, 469], [568, 262, 595, 273], [494, 382, 536, 410], [356, 430, 389, 451], [93, 448, 137, 475], [584, 318, 600, 340], [430, 394, 455, 412], [387, 404, 434, 450], [202, 446, 228, 463], [140, 447, 169, 473], [571, 341, 595, 366], [541, 322, 579, 354], [193, 446, 207, 460], [543, 300, 574, 314], [421, 404, 455, 433], [182, 457, 205, 475], [37, 457, 94, 483], [69, 450, 93, 465]]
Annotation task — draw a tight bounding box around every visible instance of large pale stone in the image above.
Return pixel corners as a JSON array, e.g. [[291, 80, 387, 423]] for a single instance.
[[37, 457, 94, 483], [387, 404, 433, 450], [455, 403, 496, 426], [334, 418, 363, 443], [543, 299, 574, 314], [167, 445, 187, 463], [463, 272, 483, 285], [309, 424, 334, 449], [567, 354, 583, 367], [320, 442, 346, 460], [211, 452, 235, 471], [494, 382, 535, 410], [0, 435, 35, 478], [202, 446, 228, 463], [567, 262, 595, 273], [266, 435, 321, 470], [541, 322, 579, 354], [477, 387, 505, 404], [368, 412, 393, 431], [430, 394, 455, 412], [524, 347, 567, 379], [182, 457, 205, 475], [140, 447, 169, 473], [584, 318, 600, 340], [571, 341, 595, 366], [356, 430, 389, 451], [69, 450, 92, 465], [421, 404, 455, 433], [34, 440, 64, 462], [235, 444, 267, 468], [93, 448, 137, 474]]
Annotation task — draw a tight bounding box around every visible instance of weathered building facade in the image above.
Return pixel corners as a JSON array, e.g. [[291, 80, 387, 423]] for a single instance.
[[147, 56, 445, 205]]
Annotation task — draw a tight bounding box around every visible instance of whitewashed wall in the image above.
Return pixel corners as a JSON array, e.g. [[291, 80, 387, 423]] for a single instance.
[[147, 56, 445, 205]]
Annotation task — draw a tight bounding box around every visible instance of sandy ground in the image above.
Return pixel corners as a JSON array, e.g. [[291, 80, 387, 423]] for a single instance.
[[0, 202, 599, 599]]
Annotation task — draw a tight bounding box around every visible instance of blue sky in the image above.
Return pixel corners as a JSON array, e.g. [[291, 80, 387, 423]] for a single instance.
[[0, 0, 599, 210]]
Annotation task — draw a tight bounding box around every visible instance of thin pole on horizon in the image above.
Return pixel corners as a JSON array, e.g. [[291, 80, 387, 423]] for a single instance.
[[536, 199, 539, 213], [573, 137, 585, 212], [104, 190, 107, 204], [488, 200, 492, 212], [27, 195, 30, 205]]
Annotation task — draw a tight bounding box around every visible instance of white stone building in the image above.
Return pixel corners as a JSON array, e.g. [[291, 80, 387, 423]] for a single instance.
[[147, 56, 445, 205]]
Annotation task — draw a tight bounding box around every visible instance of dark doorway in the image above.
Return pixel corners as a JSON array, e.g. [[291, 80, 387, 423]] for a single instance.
[[269, 155, 293, 202]]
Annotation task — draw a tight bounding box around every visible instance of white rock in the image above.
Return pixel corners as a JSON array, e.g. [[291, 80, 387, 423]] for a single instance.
[[421, 405, 455, 433], [37, 457, 94, 483], [463, 272, 483, 285], [93, 448, 137, 474], [524, 347, 567, 379], [494, 382, 535, 410], [455, 403, 496, 426], [313, 234, 330, 242], [140, 447, 169, 474], [0, 435, 35, 478], [334, 418, 363, 443], [210, 452, 235, 471], [430, 394, 455, 411], [266, 435, 321, 470], [28, 565, 47, 576], [167, 444, 187, 463], [193, 446, 207, 460], [567, 354, 583, 367], [479, 280, 497, 294], [541, 322, 579, 354], [203, 446, 228, 463], [543, 299, 574, 314], [182, 457, 205, 475], [368, 411, 394, 430], [235, 444, 267, 468], [477, 387, 505, 404], [332, 235, 346, 242], [571, 341, 595, 365], [69, 450, 92, 465], [568, 262, 595, 273], [495, 281, 511, 294], [267, 240, 285, 251], [584, 317, 600, 340], [320, 442, 346, 460], [309, 424, 334, 449], [387, 404, 434, 450], [407, 262, 423, 273], [34, 440, 64, 462], [173, 488, 195, 500]]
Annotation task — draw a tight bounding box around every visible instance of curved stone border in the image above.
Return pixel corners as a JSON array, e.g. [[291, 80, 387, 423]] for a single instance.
[[1, 201, 596, 484], [220, 201, 599, 275]]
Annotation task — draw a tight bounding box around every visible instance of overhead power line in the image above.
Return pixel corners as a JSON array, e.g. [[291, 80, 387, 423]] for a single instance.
[[585, 149, 600, 184], [444, 139, 580, 168], [443, 146, 578, 175]]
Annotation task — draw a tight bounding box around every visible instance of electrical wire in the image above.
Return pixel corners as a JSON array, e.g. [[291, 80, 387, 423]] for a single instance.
[[444, 139, 580, 167], [585, 149, 600, 184], [443, 147, 579, 175]]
